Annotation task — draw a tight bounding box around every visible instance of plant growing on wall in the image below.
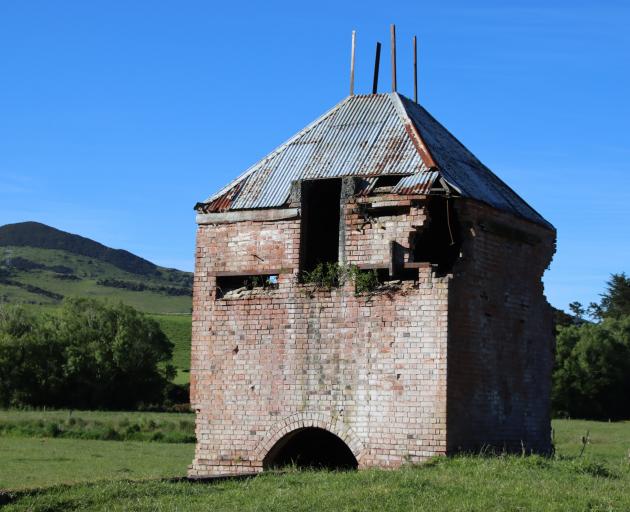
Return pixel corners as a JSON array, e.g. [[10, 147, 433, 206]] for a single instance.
[[352, 268, 380, 294], [301, 263, 381, 294]]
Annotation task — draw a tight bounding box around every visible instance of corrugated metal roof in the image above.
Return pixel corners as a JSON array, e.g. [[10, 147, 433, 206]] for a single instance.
[[397, 95, 551, 228], [199, 93, 552, 228]]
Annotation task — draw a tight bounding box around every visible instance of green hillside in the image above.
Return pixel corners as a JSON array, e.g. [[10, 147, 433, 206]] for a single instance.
[[0, 222, 193, 381], [0, 222, 192, 314]]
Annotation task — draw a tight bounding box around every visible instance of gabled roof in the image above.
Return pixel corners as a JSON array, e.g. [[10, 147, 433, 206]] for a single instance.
[[198, 93, 552, 228]]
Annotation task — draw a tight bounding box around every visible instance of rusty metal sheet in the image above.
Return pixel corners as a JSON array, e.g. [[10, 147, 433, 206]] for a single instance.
[[398, 95, 552, 228], [392, 171, 439, 195], [199, 93, 552, 229]]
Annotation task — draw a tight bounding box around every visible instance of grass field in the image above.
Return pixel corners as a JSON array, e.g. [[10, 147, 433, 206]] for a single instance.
[[1, 418, 629, 510], [151, 314, 192, 384], [0, 409, 195, 443], [0, 437, 194, 492]]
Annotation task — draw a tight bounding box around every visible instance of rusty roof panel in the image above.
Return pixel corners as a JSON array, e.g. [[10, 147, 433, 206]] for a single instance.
[[398, 95, 551, 228], [392, 171, 439, 195], [202, 94, 427, 212], [199, 93, 552, 228]]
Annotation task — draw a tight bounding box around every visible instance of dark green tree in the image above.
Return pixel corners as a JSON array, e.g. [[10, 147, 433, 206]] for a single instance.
[[0, 306, 65, 406], [0, 299, 175, 409], [598, 273, 630, 319], [553, 317, 630, 419], [57, 298, 175, 408]]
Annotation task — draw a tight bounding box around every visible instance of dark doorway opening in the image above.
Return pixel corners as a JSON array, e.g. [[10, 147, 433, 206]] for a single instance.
[[263, 427, 358, 470], [412, 197, 461, 276], [300, 179, 342, 273]]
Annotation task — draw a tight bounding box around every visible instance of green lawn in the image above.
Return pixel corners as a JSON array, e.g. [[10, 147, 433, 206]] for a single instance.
[[1, 418, 629, 510], [0, 437, 194, 491]]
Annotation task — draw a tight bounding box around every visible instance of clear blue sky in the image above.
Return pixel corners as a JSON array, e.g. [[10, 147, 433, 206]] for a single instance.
[[1, 1, 628, 311]]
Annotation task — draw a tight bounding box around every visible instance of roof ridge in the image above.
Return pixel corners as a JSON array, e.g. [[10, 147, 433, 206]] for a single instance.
[[398, 95, 552, 229], [389, 93, 438, 171]]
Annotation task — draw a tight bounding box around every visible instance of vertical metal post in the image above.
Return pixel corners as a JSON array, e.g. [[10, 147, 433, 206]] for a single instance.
[[372, 42, 381, 94], [413, 35, 418, 103], [349, 30, 356, 95], [390, 24, 397, 92]]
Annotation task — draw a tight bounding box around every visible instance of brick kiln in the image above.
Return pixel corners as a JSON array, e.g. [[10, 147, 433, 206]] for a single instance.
[[189, 91, 555, 477]]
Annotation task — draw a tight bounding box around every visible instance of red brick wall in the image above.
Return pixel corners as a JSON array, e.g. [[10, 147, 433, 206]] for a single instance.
[[190, 200, 449, 477], [343, 196, 426, 267], [189, 196, 555, 477], [446, 199, 556, 454]]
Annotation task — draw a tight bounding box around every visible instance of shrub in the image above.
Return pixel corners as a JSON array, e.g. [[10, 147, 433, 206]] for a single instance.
[[301, 262, 350, 289], [301, 263, 382, 294], [352, 268, 380, 294]]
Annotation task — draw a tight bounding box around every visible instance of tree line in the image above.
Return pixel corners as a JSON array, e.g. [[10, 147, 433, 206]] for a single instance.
[[553, 273, 630, 420], [1, 275, 629, 419], [0, 299, 179, 409]]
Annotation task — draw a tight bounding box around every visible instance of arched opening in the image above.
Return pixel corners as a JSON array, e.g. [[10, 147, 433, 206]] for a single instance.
[[263, 427, 358, 470]]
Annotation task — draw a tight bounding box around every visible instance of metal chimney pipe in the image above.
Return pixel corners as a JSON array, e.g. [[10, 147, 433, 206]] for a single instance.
[[413, 35, 418, 103], [349, 30, 356, 95], [390, 24, 397, 92], [372, 41, 381, 94]]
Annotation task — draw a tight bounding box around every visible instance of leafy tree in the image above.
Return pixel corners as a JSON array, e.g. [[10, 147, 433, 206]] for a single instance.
[[553, 317, 630, 419], [0, 306, 65, 406], [0, 299, 175, 409]]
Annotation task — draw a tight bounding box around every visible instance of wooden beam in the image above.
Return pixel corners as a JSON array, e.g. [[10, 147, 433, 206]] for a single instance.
[[196, 208, 299, 224], [390, 24, 397, 92], [403, 262, 431, 269]]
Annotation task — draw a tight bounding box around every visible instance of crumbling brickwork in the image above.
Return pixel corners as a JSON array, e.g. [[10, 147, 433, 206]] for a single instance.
[[446, 199, 556, 454], [189, 193, 555, 478]]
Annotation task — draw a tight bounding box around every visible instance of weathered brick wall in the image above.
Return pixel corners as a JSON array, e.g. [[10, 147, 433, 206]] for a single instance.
[[343, 195, 426, 267], [190, 196, 555, 478], [446, 199, 556, 454], [190, 201, 449, 477]]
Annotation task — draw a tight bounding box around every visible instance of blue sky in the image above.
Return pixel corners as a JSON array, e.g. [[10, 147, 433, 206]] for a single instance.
[[0, 1, 628, 311]]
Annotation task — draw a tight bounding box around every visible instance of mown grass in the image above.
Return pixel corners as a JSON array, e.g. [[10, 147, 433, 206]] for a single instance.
[[0, 409, 195, 443], [0, 437, 194, 492], [3, 455, 630, 511], [0, 418, 629, 510]]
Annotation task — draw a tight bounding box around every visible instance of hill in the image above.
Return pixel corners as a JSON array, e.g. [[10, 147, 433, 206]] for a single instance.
[[0, 221, 192, 314]]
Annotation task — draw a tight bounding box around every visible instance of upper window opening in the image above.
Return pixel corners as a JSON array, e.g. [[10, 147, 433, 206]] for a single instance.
[[300, 178, 342, 274], [412, 197, 461, 276], [372, 175, 406, 193]]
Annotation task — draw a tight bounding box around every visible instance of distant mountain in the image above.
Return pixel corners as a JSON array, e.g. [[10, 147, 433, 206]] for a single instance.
[[0, 221, 192, 314], [0, 221, 160, 276]]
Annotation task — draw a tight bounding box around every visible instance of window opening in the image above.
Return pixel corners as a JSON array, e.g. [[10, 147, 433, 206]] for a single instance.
[[300, 178, 342, 274], [412, 197, 460, 276]]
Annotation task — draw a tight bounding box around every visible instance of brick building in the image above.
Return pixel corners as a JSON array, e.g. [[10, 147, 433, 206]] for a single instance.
[[189, 92, 556, 477]]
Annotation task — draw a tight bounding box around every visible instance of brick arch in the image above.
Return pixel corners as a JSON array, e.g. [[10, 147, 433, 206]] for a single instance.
[[254, 412, 366, 464]]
